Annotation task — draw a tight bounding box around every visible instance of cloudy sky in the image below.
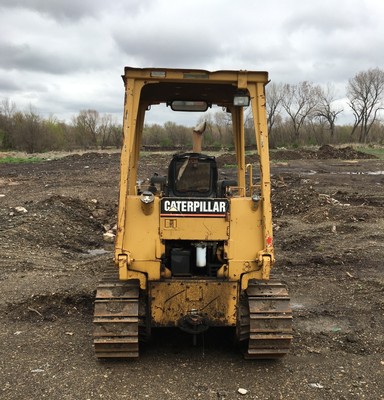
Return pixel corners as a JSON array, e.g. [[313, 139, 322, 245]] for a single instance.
[[0, 0, 383, 125]]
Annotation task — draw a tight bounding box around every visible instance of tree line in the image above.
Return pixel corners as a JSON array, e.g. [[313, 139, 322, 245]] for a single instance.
[[266, 67, 384, 147], [1, 68, 383, 153], [0, 105, 123, 153]]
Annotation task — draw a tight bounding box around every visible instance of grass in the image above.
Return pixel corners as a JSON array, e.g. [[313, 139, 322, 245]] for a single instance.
[[357, 146, 384, 159], [0, 156, 44, 164]]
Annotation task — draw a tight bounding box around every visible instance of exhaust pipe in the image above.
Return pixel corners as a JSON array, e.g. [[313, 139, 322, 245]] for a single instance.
[[192, 121, 206, 153]]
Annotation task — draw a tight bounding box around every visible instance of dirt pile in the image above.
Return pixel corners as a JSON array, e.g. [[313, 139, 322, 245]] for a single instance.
[[271, 145, 376, 160], [272, 185, 324, 217], [215, 145, 375, 167], [1, 195, 116, 255], [316, 144, 375, 159]]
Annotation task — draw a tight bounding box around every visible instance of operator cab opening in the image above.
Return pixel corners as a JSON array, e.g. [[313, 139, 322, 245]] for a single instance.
[[167, 153, 218, 198]]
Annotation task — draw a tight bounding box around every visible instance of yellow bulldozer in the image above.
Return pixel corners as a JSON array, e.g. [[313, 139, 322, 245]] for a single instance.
[[93, 67, 292, 359]]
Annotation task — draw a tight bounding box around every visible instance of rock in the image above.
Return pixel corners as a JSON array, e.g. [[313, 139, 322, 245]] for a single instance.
[[309, 383, 324, 389], [92, 209, 107, 218], [103, 231, 115, 243], [15, 206, 28, 213], [216, 390, 228, 399], [238, 388, 248, 395], [103, 223, 111, 232], [346, 334, 358, 343]]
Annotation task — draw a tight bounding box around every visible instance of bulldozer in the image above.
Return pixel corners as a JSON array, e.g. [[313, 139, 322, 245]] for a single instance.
[[93, 67, 292, 359]]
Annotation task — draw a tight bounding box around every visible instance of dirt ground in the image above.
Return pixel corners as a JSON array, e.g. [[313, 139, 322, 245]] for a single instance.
[[0, 146, 383, 400]]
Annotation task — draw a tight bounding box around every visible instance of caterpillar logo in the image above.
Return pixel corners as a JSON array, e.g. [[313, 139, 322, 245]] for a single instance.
[[160, 198, 229, 217]]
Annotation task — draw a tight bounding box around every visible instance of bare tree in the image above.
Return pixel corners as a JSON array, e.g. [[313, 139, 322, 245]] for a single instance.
[[315, 83, 343, 138], [97, 114, 123, 149], [281, 81, 321, 138], [98, 114, 114, 149], [74, 109, 99, 149], [244, 107, 256, 146], [0, 98, 16, 118], [110, 124, 123, 148], [0, 98, 17, 149], [347, 68, 384, 143], [266, 82, 283, 135], [142, 123, 165, 147], [213, 110, 232, 147], [13, 108, 45, 153], [164, 121, 190, 148]]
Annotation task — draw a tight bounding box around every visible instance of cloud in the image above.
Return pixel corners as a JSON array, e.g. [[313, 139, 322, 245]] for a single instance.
[[0, 0, 155, 22], [0, 0, 108, 21], [0, 75, 20, 91], [0, 40, 82, 74], [0, 0, 383, 124], [113, 30, 221, 69], [0, 6, 120, 75]]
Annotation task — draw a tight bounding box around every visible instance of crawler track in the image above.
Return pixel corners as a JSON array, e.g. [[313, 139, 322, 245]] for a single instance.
[[93, 273, 140, 359], [238, 280, 293, 359]]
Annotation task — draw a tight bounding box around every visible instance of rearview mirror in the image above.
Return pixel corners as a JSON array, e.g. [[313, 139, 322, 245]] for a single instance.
[[169, 100, 210, 112]]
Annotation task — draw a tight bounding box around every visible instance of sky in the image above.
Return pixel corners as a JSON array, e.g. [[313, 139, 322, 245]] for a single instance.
[[0, 0, 383, 126]]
